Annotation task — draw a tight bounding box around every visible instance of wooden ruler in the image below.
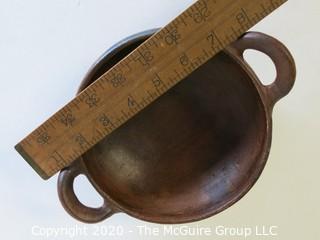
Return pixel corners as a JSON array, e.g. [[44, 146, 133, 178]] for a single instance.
[[15, 0, 288, 179]]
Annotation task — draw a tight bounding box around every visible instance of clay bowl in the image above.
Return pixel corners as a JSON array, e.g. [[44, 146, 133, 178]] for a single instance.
[[58, 29, 295, 223]]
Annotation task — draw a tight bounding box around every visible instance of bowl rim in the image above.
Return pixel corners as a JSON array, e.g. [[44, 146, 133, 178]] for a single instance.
[[76, 29, 272, 224]]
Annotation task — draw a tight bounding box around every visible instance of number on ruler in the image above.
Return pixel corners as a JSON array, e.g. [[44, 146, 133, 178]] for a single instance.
[[74, 134, 89, 148], [236, 8, 251, 27], [180, 53, 190, 66], [191, 0, 212, 23], [60, 112, 76, 127], [152, 74, 163, 88], [164, 28, 181, 45], [207, 31, 223, 51], [85, 93, 100, 108], [37, 132, 50, 145], [134, 49, 154, 66], [128, 95, 137, 108], [99, 113, 111, 127], [109, 71, 126, 88]]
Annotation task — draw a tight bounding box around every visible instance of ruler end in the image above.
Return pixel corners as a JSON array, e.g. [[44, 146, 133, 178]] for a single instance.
[[15, 144, 50, 180]]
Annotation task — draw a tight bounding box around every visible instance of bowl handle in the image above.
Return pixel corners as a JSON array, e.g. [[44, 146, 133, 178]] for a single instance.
[[230, 31, 296, 109], [57, 162, 115, 223]]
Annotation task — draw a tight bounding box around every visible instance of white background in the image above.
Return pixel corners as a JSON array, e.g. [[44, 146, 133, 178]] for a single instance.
[[0, 0, 319, 239]]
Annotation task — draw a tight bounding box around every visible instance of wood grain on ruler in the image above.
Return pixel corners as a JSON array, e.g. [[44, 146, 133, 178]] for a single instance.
[[15, 0, 288, 179]]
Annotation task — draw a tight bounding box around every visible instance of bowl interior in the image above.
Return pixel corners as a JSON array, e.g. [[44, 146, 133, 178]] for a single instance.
[[81, 35, 268, 222]]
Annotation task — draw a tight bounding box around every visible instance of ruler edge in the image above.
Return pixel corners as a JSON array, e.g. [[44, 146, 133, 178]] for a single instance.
[[15, 143, 49, 180]]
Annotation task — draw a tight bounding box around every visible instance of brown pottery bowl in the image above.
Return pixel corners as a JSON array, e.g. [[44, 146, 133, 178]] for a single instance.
[[58, 29, 296, 223]]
